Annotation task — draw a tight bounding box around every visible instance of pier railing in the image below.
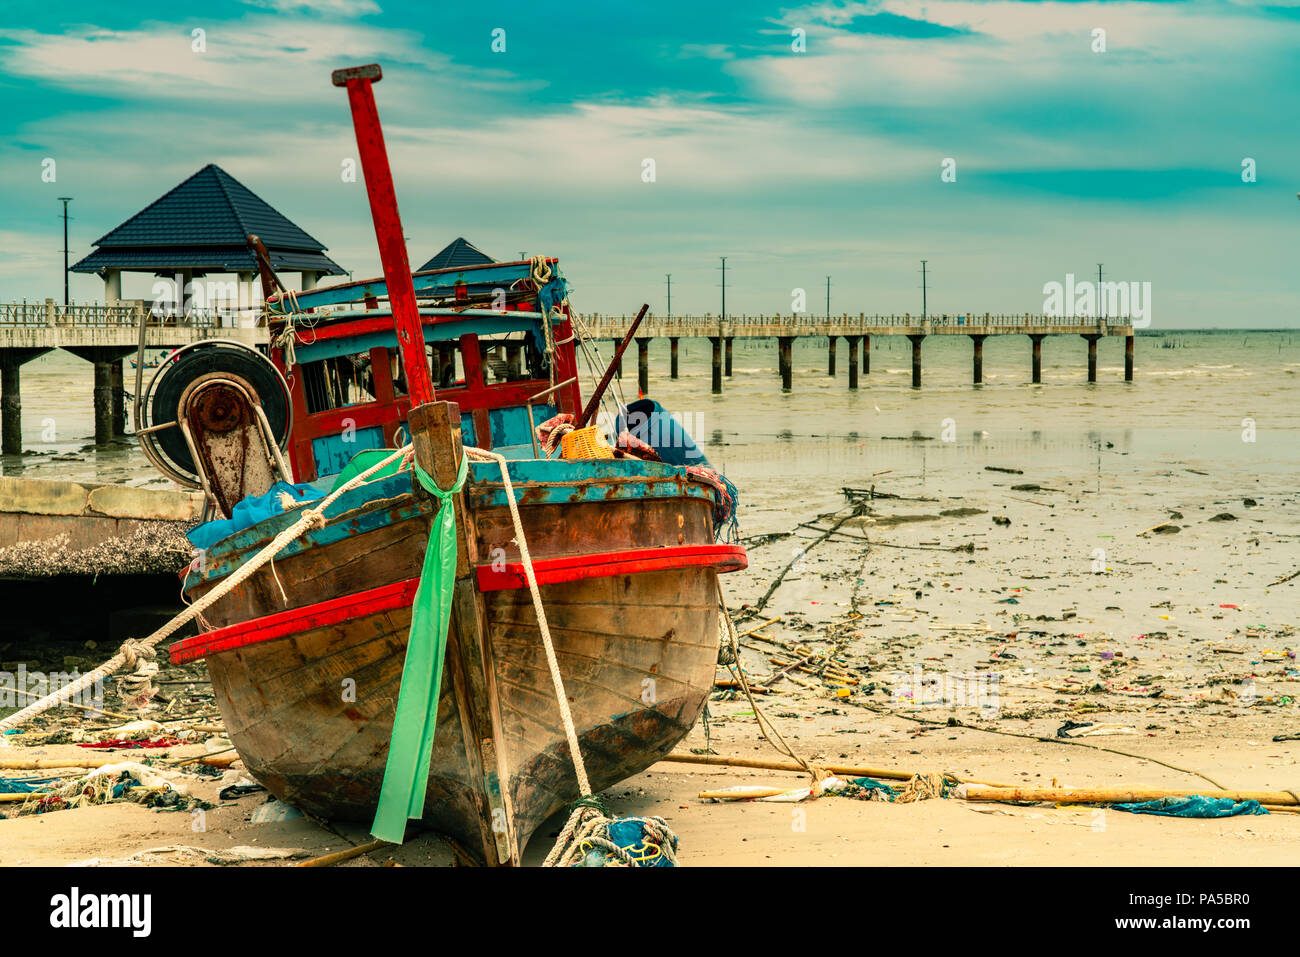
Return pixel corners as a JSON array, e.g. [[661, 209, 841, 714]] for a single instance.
[[581, 312, 1135, 337], [0, 299, 258, 328]]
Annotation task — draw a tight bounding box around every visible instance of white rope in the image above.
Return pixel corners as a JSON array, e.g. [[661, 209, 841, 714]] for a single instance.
[[0, 444, 413, 734]]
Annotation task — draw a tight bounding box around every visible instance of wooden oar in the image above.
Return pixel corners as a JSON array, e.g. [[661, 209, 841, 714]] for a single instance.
[[575, 303, 649, 428]]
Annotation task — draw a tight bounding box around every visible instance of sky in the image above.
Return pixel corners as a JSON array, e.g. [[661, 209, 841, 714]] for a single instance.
[[0, 0, 1296, 327]]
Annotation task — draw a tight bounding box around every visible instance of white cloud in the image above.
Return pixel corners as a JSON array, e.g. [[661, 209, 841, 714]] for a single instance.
[[239, 0, 382, 15]]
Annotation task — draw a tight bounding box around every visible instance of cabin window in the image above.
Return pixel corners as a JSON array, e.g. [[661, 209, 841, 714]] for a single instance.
[[479, 334, 545, 383], [301, 354, 377, 414]]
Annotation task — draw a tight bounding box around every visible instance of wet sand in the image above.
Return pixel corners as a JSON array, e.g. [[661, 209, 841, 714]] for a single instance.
[[3, 450, 1295, 866]]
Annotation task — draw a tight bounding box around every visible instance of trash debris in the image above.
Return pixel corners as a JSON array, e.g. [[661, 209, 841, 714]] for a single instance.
[[1114, 796, 1269, 818]]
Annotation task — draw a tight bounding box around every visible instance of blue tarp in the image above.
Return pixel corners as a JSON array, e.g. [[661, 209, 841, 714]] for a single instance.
[[187, 481, 325, 550], [617, 398, 709, 467], [1115, 796, 1270, 818]]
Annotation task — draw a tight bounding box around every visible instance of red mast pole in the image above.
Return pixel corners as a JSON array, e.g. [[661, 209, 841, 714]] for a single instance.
[[331, 64, 435, 407]]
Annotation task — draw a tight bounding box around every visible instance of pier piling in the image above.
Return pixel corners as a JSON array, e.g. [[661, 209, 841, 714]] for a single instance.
[[971, 334, 986, 385], [1083, 333, 1101, 383], [710, 337, 722, 394], [1030, 334, 1045, 384], [908, 335, 924, 388], [724, 337, 733, 377], [847, 335, 860, 389], [863, 334, 870, 376], [828, 336, 837, 376], [669, 337, 679, 379], [1125, 335, 1134, 381], [636, 337, 650, 395], [778, 336, 794, 392]]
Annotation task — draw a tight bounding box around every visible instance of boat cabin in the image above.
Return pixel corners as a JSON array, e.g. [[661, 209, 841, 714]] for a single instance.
[[266, 258, 582, 485]]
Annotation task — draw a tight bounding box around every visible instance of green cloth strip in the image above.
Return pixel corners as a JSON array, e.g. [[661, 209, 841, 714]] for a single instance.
[[370, 453, 468, 843]]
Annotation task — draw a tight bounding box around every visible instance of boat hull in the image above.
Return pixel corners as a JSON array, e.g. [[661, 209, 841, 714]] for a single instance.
[[178, 480, 732, 861]]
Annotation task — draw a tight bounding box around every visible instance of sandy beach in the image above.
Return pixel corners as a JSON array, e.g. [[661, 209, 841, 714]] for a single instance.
[[4, 413, 1296, 866]]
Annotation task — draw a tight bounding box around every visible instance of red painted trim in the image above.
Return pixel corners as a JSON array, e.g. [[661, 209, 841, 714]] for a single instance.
[[170, 544, 746, 663], [169, 577, 420, 664], [475, 544, 747, 592]]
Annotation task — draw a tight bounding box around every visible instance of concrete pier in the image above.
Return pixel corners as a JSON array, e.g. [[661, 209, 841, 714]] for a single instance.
[[971, 334, 986, 385], [847, 335, 860, 390], [908, 335, 924, 388], [0, 301, 267, 454]]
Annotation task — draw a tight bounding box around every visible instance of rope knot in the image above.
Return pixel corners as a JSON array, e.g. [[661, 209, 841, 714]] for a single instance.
[[303, 507, 326, 530]]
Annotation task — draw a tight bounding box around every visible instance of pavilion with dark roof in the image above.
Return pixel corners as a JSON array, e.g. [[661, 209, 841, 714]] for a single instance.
[[418, 237, 495, 272], [71, 164, 345, 309]]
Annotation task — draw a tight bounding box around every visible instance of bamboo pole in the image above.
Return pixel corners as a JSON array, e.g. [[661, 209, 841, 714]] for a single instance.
[[0, 752, 237, 771], [962, 784, 1299, 806], [294, 838, 391, 868]]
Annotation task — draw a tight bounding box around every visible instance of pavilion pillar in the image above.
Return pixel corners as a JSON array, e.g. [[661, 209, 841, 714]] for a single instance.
[[709, 337, 722, 394], [846, 335, 860, 390], [971, 334, 986, 385], [506, 343, 523, 379], [1125, 335, 1134, 381], [1083, 334, 1101, 382], [778, 336, 794, 392], [179, 269, 194, 322], [636, 337, 650, 395], [828, 336, 837, 376], [669, 337, 679, 379], [104, 269, 122, 303], [908, 334, 924, 388], [1030, 334, 1045, 384], [301, 270, 319, 291], [93, 361, 113, 444]]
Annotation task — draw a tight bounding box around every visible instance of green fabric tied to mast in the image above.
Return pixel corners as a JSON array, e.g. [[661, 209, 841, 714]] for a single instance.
[[370, 453, 469, 844]]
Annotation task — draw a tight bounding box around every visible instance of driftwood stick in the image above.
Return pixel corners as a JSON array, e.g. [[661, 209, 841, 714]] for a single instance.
[[760, 653, 817, 688], [294, 838, 392, 868], [661, 752, 1011, 787], [753, 506, 864, 613]]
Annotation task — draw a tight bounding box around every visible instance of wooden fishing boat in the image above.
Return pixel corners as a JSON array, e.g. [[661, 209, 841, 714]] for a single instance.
[[142, 64, 745, 864]]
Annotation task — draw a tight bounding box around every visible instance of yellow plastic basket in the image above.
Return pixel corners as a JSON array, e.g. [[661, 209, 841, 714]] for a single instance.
[[560, 425, 615, 460]]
